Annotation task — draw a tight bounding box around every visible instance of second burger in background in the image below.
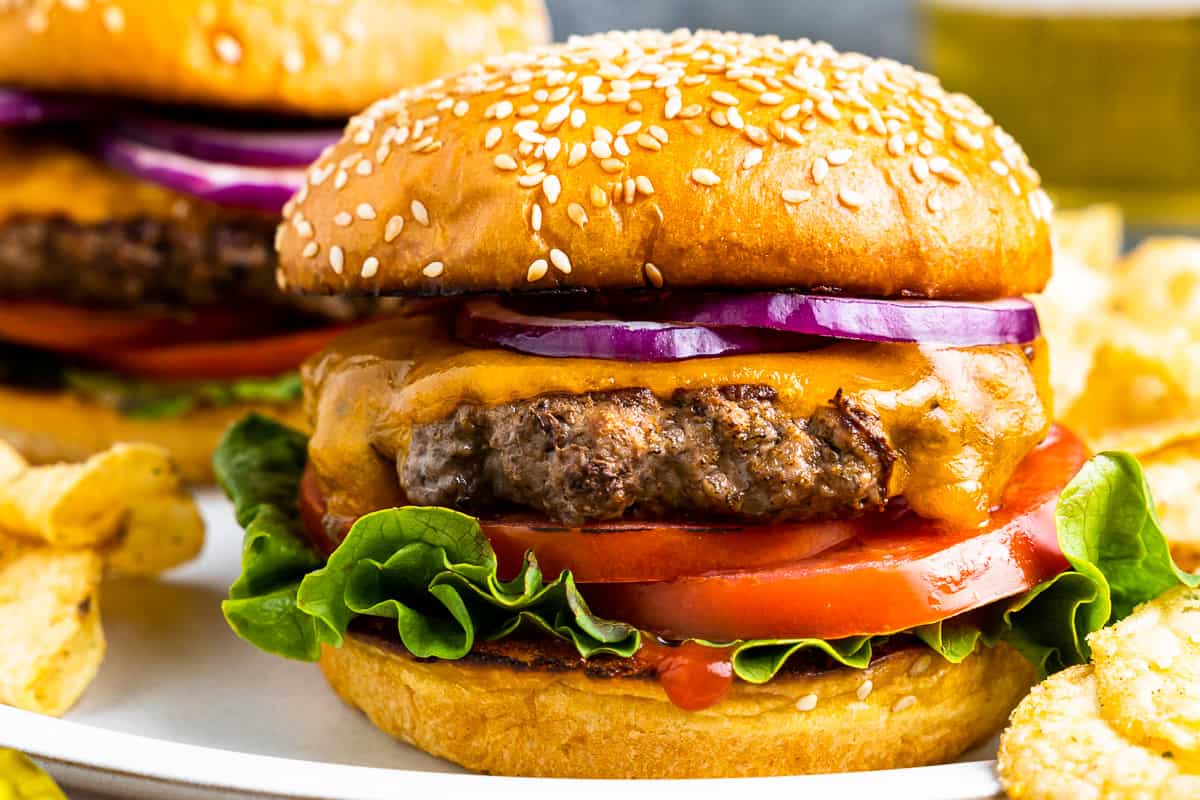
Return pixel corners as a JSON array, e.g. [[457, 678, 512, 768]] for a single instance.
[[0, 0, 550, 480], [217, 29, 1194, 778]]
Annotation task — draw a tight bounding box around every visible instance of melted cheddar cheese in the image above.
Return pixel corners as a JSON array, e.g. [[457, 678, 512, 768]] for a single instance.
[[303, 314, 1052, 528]]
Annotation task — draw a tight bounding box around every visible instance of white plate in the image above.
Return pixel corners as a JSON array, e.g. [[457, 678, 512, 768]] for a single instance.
[[0, 490, 1006, 799]]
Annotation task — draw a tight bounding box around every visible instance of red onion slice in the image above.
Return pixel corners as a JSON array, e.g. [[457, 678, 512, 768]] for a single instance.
[[97, 135, 304, 212], [117, 118, 342, 167], [458, 299, 785, 361], [0, 88, 93, 126], [658, 292, 1040, 346]]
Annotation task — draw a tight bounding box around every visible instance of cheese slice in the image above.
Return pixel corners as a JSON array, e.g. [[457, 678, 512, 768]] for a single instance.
[[303, 313, 1052, 528]]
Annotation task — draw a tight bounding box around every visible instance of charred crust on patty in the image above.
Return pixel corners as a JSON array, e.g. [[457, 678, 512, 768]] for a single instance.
[[399, 385, 896, 525]]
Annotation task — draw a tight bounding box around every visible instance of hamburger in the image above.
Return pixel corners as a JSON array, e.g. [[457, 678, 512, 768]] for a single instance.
[[215, 29, 1189, 778], [0, 0, 550, 480]]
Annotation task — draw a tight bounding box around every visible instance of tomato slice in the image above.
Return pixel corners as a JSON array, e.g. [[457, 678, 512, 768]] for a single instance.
[[582, 425, 1087, 641], [482, 518, 862, 583], [86, 326, 350, 379], [0, 301, 272, 353]]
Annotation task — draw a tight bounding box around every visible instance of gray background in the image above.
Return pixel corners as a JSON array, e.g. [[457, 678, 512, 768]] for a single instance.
[[545, 0, 917, 63]]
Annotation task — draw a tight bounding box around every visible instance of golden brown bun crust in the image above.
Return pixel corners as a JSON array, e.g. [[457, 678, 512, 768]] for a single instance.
[[280, 30, 1053, 300], [0, 384, 305, 483], [320, 632, 1036, 778], [0, 0, 551, 116]]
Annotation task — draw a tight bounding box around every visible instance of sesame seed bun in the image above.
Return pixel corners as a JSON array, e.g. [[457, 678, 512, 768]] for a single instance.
[[320, 630, 1036, 778], [0, 0, 551, 117], [279, 29, 1053, 299], [0, 384, 305, 483]]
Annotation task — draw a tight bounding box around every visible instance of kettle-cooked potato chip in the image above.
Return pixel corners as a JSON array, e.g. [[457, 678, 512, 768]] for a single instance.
[[1090, 585, 1200, 766], [999, 665, 1200, 800], [0, 536, 103, 717]]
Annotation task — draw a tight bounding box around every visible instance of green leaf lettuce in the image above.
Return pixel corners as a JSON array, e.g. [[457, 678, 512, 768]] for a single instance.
[[216, 415, 1197, 681]]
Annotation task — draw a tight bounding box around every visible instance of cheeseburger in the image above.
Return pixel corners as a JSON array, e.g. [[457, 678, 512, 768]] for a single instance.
[[217, 29, 1180, 778], [0, 0, 549, 480]]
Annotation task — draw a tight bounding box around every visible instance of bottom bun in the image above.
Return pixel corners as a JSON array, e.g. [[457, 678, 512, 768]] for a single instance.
[[0, 384, 305, 483], [320, 629, 1037, 778]]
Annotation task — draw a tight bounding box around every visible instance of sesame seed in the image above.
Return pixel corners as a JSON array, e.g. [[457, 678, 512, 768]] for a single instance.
[[514, 120, 546, 144], [360, 256, 380, 278], [614, 137, 631, 157], [214, 33, 242, 65], [517, 173, 545, 188], [570, 108, 586, 129], [568, 143, 587, 167], [567, 203, 588, 228], [591, 139, 613, 159], [411, 200, 429, 226], [453, 100, 469, 118], [990, 160, 1010, 176], [887, 134, 905, 157], [856, 680, 873, 701], [759, 91, 784, 106], [334, 211, 352, 227], [710, 109, 728, 128], [928, 157, 949, 175], [494, 100, 514, 119], [635, 175, 655, 195], [356, 203, 376, 220], [927, 193, 944, 213], [648, 125, 669, 143], [827, 148, 853, 166], [526, 259, 548, 282], [727, 107, 744, 130], [600, 158, 625, 174], [911, 158, 930, 182], [664, 95, 683, 119], [543, 103, 570, 130], [334, 170, 348, 190], [892, 695, 917, 713], [493, 153, 518, 171], [644, 262, 664, 288], [742, 148, 763, 170], [636, 132, 662, 151], [549, 248, 572, 274], [543, 175, 562, 204], [909, 655, 933, 676], [422, 261, 444, 278], [623, 177, 636, 204], [318, 32, 343, 64], [782, 189, 811, 204], [329, 246, 344, 274], [812, 157, 829, 184], [781, 104, 802, 121], [485, 127, 503, 149], [691, 168, 720, 186], [953, 126, 983, 151], [544, 138, 562, 161], [679, 104, 704, 119], [102, 5, 125, 33], [817, 100, 840, 120], [838, 188, 865, 208], [1009, 175, 1022, 196], [302, 241, 319, 258], [918, 141, 934, 157], [618, 121, 642, 136], [384, 216, 405, 242], [531, 204, 542, 231], [711, 90, 739, 106], [795, 694, 818, 712]]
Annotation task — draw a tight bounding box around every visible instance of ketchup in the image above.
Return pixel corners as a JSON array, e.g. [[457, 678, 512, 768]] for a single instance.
[[635, 639, 736, 711]]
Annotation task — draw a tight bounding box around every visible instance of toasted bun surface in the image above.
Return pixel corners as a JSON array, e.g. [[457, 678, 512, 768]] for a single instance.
[[0, 0, 551, 116], [280, 29, 1053, 299], [0, 385, 305, 483], [320, 631, 1036, 778]]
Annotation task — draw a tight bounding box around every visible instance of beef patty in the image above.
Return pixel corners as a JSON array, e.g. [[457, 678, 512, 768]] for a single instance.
[[0, 214, 373, 318], [401, 385, 895, 525]]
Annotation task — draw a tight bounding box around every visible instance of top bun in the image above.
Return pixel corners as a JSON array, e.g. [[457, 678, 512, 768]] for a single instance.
[[0, 0, 551, 117], [278, 30, 1053, 299]]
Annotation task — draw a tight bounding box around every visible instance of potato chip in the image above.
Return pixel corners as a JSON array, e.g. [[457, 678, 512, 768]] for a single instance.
[[0, 535, 104, 717], [998, 665, 1200, 800], [1139, 442, 1200, 572], [1112, 238, 1200, 338], [0, 442, 204, 576], [1090, 585, 1200, 765], [1052, 204, 1124, 273], [1063, 326, 1200, 455], [0, 749, 66, 799]]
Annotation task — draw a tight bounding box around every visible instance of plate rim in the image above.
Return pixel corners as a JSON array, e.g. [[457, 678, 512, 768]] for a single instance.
[[1, 706, 1004, 800]]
